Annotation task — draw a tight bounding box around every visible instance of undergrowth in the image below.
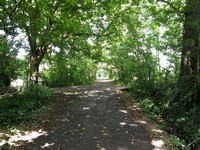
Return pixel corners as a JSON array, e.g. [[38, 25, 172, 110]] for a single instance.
[[134, 87, 200, 150], [0, 84, 51, 129]]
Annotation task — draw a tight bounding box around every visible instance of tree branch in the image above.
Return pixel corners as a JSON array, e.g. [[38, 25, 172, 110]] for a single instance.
[[10, 0, 21, 16], [0, 3, 10, 16], [0, 0, 21, 17], [157, 0, 185, 14]]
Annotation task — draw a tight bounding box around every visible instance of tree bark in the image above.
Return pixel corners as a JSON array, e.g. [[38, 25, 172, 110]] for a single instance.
[[29, 55, 40, 84], [179, 0, 200, 106], [28, 35, 47, 84]]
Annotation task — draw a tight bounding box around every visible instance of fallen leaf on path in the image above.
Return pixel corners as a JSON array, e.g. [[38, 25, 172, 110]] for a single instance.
[[81, 127, 86, 132]]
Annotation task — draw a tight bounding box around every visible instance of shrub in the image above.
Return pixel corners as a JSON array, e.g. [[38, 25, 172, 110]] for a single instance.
[[22, 84, 51, 100], [0, 84, 51, 128]]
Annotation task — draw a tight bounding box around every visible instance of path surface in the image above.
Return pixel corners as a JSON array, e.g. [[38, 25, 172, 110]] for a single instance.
[[24, 80, 155, 150]]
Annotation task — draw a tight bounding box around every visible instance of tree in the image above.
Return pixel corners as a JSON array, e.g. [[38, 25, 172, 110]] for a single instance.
[[1, 0, 100, 84], [179, 0, 200, 106], [0, 35, 18, 87]]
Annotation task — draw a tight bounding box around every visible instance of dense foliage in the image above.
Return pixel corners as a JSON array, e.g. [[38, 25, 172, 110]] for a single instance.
[[101, 0, 200, 149], [41, 51, 97, 87], [0, 84, 51, 127], [0, 35, 18, 86], [0, 0, 200, 149]]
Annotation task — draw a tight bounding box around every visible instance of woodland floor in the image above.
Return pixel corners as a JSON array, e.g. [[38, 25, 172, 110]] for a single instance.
[[2, 79, 169, 150]]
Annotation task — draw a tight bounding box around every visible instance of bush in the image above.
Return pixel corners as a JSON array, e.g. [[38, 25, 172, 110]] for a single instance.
[[0, 84, 51, 128], [134, 83, 200, 149], [166, 105, 200, 149], [22, 84, 51, 100], [41, 58, 97, 87]]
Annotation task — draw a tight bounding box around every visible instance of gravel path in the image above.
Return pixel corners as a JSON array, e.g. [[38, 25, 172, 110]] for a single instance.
[[24, 80, 155, 150]]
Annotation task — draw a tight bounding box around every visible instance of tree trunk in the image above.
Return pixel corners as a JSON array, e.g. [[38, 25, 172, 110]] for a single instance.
[[28, 35, 47, 84], [29, 56, 40, 84], [179, 0, 200, 106]]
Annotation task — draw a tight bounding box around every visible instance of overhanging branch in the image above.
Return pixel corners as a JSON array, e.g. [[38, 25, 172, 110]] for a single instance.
[[0, 0, 21, 17], [157, 0, 185, 14]]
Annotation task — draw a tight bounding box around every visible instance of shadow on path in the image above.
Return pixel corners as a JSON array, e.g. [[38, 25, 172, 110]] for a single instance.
[[24, 80, 155, 150]]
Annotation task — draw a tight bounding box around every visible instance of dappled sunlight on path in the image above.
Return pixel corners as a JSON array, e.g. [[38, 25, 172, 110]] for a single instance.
[[21, 79, 164, 150], [0, 129, 47, 147]]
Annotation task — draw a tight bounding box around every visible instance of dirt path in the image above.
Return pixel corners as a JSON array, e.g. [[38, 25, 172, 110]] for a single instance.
[[23, 80, 157, 150]]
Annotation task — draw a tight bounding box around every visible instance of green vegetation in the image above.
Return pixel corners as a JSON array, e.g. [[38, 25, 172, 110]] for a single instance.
[[99, 0, 200, 149], [0, 84, 51, 128], [0, 35, 19, 87], [41, 50, 97, 87], [0, 0, 200, 149]]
